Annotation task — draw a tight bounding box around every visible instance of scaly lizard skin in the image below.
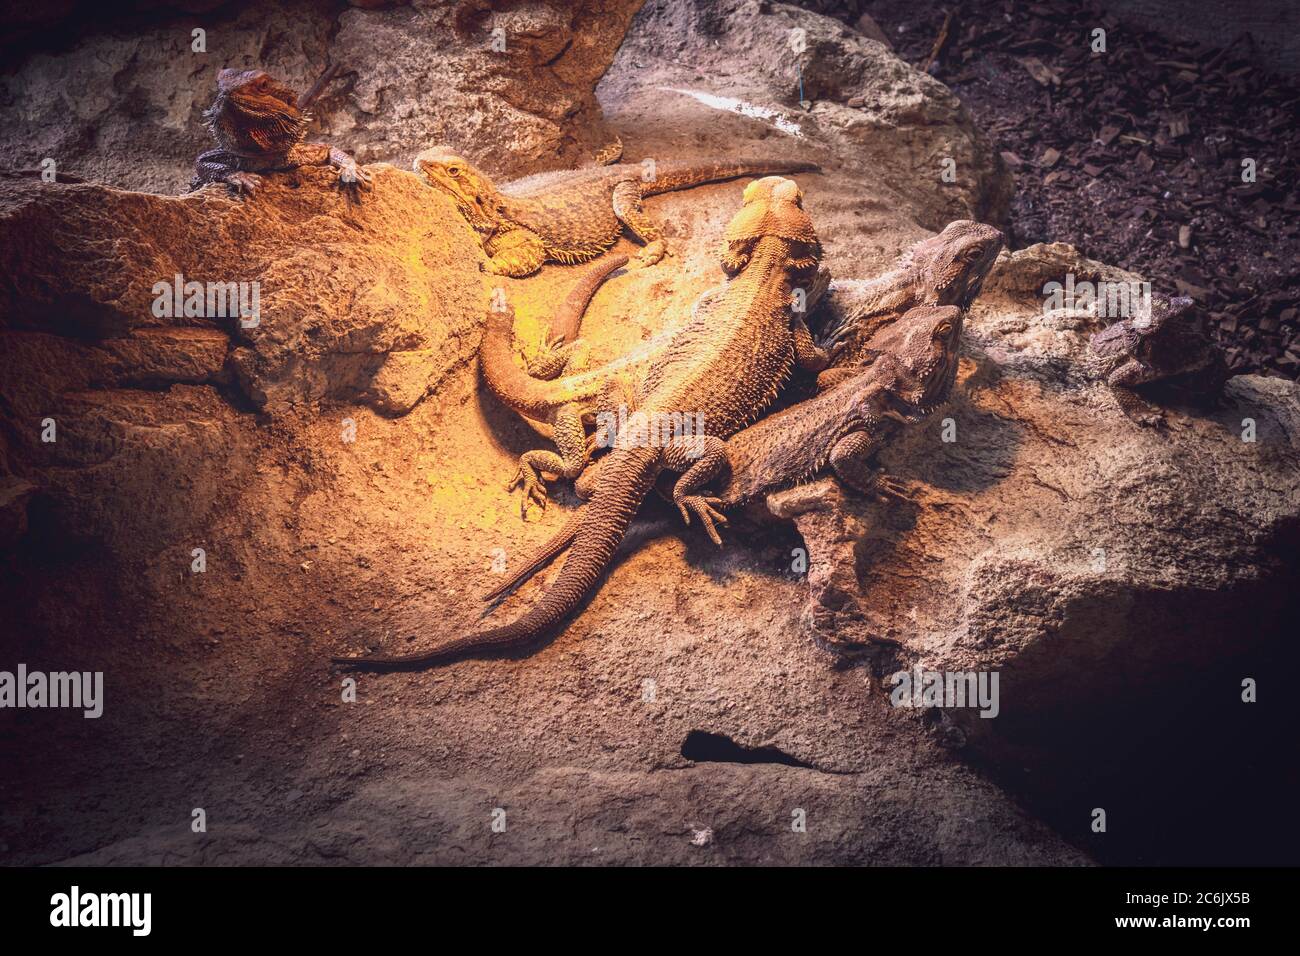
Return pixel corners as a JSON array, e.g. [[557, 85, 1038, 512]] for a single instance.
[[717, 305, 964, 507], [1086, 295, 1229, 426], [815, 220, 1001, 390], [188, 68, 371, 197], [414, 147, 820, 275], [504, 253, 632, 414], [334, 177, 829, 668], [480, 259, 690, 512]]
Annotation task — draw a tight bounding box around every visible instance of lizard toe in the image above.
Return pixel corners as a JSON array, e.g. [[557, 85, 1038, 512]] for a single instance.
[[633, 240, 667, 268]]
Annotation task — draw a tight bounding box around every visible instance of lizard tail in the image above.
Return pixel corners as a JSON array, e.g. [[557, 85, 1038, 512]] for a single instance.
[[480, 509, 583, 603], [478, 255, 628, 417], [549, 253, 629, 345], [333, 447, 662, 669], [642, 159, 821, 196]]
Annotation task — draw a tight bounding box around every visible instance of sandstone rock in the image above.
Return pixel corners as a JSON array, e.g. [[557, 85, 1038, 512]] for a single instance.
[[603, 0, 1012, 231], [768, 245, 1300, 765], [0, 164, 484, 415]]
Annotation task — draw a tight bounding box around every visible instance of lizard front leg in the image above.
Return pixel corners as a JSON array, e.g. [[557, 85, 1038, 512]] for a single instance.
[[507, 402, 589, 516], [612, 180, 666, 268], [793, 318, 834, 374], [190, 150, 262, 196], [327, 145, 371, 189], [484, 228, 548, 277], [1107, 360, 1166, 427], [286, 143, 372, 192], [663, 435, 729, 546], [827, 430, 910, 500]]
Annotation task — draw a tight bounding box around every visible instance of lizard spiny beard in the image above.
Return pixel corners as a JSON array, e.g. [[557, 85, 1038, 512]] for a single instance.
[[205, 83, 307, 158]]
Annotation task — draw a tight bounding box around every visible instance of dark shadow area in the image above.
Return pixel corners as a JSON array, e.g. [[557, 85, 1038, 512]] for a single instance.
[[681, 730, 815, 769], [960, 569, 1300, 865]]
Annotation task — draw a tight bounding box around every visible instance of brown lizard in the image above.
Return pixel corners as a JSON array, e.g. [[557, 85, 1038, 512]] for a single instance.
[[334, 177, 829, 668], [1086, 294, 1229, 426], [188, 67, 371, 196], [414, 147, 819, 276], [560, 221, 999, 502], [814, 220, 1002, 390], [716, 305, 964, 507]]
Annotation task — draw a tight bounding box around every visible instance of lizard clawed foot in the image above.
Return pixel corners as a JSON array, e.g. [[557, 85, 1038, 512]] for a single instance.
[[507, 467, 549, 516], [1128, 408, 1167, 428], [224, 172, 263, 196], [869, 471, 913, 502], [338, 164, 373, 191], [675, 494, 728, 546], [632, 240, 667, 269]]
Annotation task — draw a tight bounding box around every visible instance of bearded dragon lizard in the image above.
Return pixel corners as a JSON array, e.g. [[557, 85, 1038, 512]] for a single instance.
[[414, 147, 819, 276], [548, 220, 998, 503], [815, 220, 1001, 390], [334, 177, 829, 668], [1086, 294, 1228, 426], [717, 305, 964, 506], [481, 258, 830, 514], [188, 67, 371, 196]]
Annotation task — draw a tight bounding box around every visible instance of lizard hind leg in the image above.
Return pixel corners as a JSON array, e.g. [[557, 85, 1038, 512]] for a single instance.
[[612, 180, 666, 267], [663, 435, 729, 546], [1106, 362, 1167, 427], [507, 403, 590, 516]]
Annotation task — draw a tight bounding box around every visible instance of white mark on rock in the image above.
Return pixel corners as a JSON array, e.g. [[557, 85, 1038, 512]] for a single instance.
[[658, 88, 804, 138]]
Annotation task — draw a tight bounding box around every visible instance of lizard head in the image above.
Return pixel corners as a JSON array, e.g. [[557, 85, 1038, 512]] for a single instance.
[[909, 221, 1005, 308], [1087, 295, 1204, 375], [865, 305, 964, 411], [721, 176, 822, 277], [204, 69, 306, 155], [413, 148, 500, 234]]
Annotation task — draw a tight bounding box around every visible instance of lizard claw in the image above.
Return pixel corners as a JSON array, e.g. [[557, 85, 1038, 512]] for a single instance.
[[632, 240, 667, 269], [1132, 409, 1167, 428], [507, 466, 548, 516], [675, 495, 728, 547], [224, 172, 262, 196], [870, 471, 913, 502], [339, 164, 373, 191]]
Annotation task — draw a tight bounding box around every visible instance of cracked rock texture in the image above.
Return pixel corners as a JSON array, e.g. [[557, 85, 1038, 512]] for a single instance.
[[1, 1, 1293, 866]]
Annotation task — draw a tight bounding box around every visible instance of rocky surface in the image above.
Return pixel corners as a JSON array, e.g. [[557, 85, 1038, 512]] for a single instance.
[[0, 165, 483, 418], [0, 0, 642, 194], [770, 243, 1300, 765], [1, 1, 1294, 866]]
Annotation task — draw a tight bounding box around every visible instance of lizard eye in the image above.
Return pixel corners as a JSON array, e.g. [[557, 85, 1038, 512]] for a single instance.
[[447, 165, 461, 177]]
